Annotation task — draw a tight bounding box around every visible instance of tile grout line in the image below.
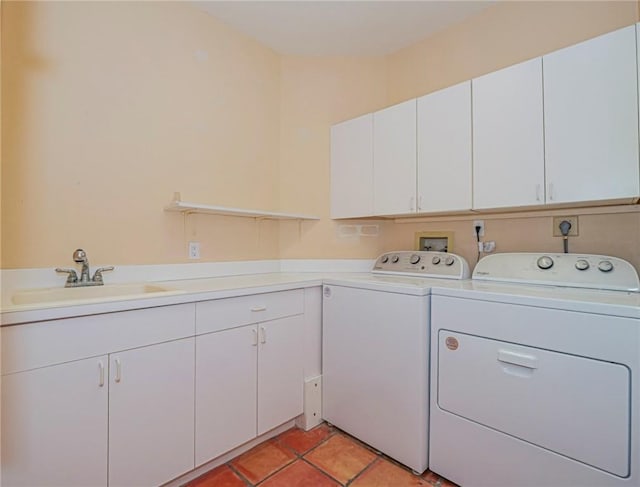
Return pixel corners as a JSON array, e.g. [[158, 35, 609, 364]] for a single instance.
[[302, 425, 379, 486], [248, 425, 340, 486], [345, 455, 382, 486], [226, 462, 254, 487], [299, 457, 346, 486]]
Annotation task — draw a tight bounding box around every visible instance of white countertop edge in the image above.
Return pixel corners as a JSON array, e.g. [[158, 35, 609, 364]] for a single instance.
[[1, 275, 326, 326]]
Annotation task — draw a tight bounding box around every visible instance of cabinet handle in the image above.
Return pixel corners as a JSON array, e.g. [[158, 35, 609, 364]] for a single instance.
[[535, 184, 542, 202], [548, 183, 554, 201], [98, 361, 105, 387], [251, 306, 267, 312], [417, 195, 423, 211], [409, 196, 415, 211], [114, 358, 122, 383], [251, 328, 258, 346], [259, 326, 266, 344]]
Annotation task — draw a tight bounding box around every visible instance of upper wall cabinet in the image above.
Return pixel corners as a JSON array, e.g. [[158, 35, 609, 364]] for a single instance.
[[373, 99, 417, 216], [330, 114, 374, 219], [543, 25, 639, 205], [329, 23, 640, 219], [417, 81, 472, 213], [472, 58, 545, 210]]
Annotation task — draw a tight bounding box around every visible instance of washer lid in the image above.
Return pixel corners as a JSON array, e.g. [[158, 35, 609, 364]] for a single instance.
[[473, 253, 639, 292]]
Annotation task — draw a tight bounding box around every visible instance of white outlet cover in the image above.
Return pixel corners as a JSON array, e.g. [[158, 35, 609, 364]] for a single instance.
[[188, 241, 201, 259], [473, 220, 485, 237], [482, 241, 496, 252]]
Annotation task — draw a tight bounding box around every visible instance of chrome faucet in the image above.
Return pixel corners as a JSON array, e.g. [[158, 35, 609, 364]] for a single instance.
[[55, 249, 114, 287]]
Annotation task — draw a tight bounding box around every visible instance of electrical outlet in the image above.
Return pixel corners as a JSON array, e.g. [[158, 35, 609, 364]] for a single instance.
[[553, 216, 579, 237], [188, 241, 201, 259], [482, 241, 496, 252], [473, 220, 485, 237]]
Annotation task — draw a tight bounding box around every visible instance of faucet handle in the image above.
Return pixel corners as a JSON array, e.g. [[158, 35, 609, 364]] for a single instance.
[[55, 268, 78, 284], [92, 266, 114, 283]]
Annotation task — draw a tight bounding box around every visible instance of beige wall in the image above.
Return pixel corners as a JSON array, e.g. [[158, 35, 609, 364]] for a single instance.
[[278, 56, 389, 259], [1, 1, 281, 268], [387, 1, 639, 104], [2, 1, 640, 271]]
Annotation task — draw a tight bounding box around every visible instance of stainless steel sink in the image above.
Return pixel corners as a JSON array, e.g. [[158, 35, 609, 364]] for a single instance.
[[11, 284, 180, 305]]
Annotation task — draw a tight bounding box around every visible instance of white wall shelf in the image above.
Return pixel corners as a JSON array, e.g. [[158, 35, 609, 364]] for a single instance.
[[165, 200, 320, 221]]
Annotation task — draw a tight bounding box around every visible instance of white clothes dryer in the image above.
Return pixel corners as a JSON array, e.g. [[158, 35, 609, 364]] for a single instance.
[[429, 252, 640, 486], [322, 251, 470, 474]]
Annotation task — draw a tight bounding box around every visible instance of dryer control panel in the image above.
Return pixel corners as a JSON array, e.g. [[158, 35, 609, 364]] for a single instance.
[[372, 251, 470, 279], [473, 253, 640, 292]]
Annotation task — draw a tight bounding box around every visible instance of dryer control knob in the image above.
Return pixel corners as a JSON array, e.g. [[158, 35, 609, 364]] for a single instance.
[[432, 256, 441, 265], [598, 260, 614, 272], [444, 256, 455, 266], [381, 255, 389, 264], [575, 259, 590, 271], [391, 255, 400, 264], [537, 256, 554, 270], [410, 254, 421, 264]]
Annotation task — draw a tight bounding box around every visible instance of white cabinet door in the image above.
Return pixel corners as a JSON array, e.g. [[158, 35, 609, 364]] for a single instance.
[[2, 356, 108, 487], [544, 25, 639, 204], [472, 58, 545, 210], [417, 81, 472, 212], [108, 338, 195, 487], [257, 315, 304, 435], [195, 326, 257, 466], [373, 99, 417, 216], [330, 114, 374, 218]]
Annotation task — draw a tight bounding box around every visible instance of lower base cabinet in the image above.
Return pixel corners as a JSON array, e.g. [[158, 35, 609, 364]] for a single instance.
[[195, 326, 258, 466], [2, 356, 109, 487], [257, 315, 304, 435], [109, 338, 195, 487], [2, 338, 195, 487], [2, 290, 309, 487], [195, 315, 304, 465]]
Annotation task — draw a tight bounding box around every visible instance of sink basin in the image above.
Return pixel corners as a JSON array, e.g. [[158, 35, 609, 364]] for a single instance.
[[11, 284, 178, 305]]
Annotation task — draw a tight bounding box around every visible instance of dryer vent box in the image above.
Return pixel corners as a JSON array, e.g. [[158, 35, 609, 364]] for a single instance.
[[415, 231, 453, 252]]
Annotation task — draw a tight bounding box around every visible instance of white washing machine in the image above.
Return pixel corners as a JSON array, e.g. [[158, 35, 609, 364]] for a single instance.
[[322, 250, 470, 474], [429, 252, 640, 486]]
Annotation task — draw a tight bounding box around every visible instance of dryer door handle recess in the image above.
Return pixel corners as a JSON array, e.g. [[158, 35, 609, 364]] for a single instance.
[[497, 350, 538, 370]]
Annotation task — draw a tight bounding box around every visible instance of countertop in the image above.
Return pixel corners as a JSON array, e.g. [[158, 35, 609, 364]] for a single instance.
[[1, 273, 334, 326], [4, 269, 640, 325]]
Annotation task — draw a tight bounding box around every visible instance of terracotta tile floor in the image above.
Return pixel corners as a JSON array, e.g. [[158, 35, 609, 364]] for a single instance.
[[185, 423, 458, 487]]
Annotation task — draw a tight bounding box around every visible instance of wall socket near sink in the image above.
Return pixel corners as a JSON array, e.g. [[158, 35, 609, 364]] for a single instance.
[[188, 241, 201, 259], [552, 216, 579, 237]]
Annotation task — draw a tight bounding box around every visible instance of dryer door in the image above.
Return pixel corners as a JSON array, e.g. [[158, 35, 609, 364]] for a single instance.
[[436, 331, 630, 477]]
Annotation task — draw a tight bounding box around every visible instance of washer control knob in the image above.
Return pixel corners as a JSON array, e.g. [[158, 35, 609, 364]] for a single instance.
[[410, 254, 421, 265], [537, 256, 554, 270], [444, 256, 455, 266], [391, 255, 400, 264], [575, 259, 590, 271], [381, 255, 389, 264], [432, 256, 441, 265], [598, 260, 614, 273]]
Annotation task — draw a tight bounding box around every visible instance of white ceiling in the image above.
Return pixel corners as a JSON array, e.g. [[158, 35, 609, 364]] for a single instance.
[[194, 1, 495, 56]]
